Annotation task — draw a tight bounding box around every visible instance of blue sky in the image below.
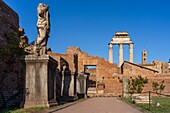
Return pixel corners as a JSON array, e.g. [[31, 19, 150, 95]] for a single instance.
[[3, 0, 170, 64]]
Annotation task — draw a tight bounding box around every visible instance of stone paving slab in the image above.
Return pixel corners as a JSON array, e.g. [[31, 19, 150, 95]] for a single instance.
[[49, 97, 142, 113]]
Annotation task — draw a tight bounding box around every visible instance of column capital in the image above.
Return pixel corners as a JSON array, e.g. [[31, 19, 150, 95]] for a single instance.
[[109, 43, 113, 48], [129, 43, 134, 48]]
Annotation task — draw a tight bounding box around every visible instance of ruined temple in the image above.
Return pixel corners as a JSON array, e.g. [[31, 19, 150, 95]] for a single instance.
[[108, 32, 134, 66]]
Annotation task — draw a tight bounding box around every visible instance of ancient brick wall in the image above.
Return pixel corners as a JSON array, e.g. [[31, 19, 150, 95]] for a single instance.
[[49, 47, 170, 97], [104, 76, 122, 96], [0, 1, 19, 46], [121, 61, 157, 77], [143, 76, 170, 95], [0, 1, 21, 107], [123, 61, 170, 95], [126, 76, 170, 95], [48, 46, 122, 96]]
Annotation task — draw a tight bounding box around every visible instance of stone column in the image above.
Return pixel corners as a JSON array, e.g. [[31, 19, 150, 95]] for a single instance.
[[69, 71, 75, 97], [61, 71, 64, 96], [84, 74, 88, 98], [119, 44, 123, 67], [108, 43, 113, 63], [129, 43, 133, 63]]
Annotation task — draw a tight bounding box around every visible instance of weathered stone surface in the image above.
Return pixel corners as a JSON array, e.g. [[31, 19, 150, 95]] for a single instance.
[[21, 55, 58, 108]]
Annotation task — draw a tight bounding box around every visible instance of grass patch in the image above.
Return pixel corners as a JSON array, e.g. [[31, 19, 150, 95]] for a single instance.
[[0, 107, 47, 113], [0, 98, 86, 113], [121, 97, 170, 113], [148, 97, 170, 113]]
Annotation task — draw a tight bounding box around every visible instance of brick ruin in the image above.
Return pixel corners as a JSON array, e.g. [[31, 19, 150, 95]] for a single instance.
[[48, 47, 123, 97], [48, 47, 170, 97]]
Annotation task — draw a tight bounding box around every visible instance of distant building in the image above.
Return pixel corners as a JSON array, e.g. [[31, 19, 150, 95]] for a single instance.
[[168, 59, 170, 72], [140, 50, 170, 74], [142, 50, 147, 64]]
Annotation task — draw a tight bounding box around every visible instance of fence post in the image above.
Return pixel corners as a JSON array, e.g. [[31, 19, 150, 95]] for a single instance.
[[149, 91, 151, 111]]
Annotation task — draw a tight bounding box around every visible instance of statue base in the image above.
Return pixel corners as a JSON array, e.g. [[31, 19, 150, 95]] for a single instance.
[[21, 55, 58, 108]]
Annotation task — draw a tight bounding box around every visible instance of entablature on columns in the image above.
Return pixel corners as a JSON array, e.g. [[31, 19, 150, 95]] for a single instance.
[[110, 32, 133, 44], [110, 41, 133, 45]]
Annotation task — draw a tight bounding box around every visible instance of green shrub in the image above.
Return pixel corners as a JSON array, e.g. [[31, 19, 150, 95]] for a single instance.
[[129, 75, 148, 94]]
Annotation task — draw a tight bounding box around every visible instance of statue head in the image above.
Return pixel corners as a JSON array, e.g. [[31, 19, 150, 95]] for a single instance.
[[38, 3, 49, 10]]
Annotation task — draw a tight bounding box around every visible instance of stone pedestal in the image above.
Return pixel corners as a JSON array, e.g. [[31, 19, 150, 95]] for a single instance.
[[22, 55, 58, 108]]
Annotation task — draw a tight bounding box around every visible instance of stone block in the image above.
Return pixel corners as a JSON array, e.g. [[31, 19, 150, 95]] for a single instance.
[[132, 95, 152, 104], [21, 55, 58, 108]]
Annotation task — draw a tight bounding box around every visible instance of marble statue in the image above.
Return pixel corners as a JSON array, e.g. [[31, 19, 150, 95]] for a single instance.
[[34, 3, 50, 55]]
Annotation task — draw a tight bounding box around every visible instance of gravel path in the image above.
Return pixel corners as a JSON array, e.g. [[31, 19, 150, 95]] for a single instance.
[[49, 97, 142, 113]]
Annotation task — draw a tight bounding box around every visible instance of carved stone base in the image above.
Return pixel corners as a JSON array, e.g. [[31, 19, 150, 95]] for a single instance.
[[21, 55, 58, 108]]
